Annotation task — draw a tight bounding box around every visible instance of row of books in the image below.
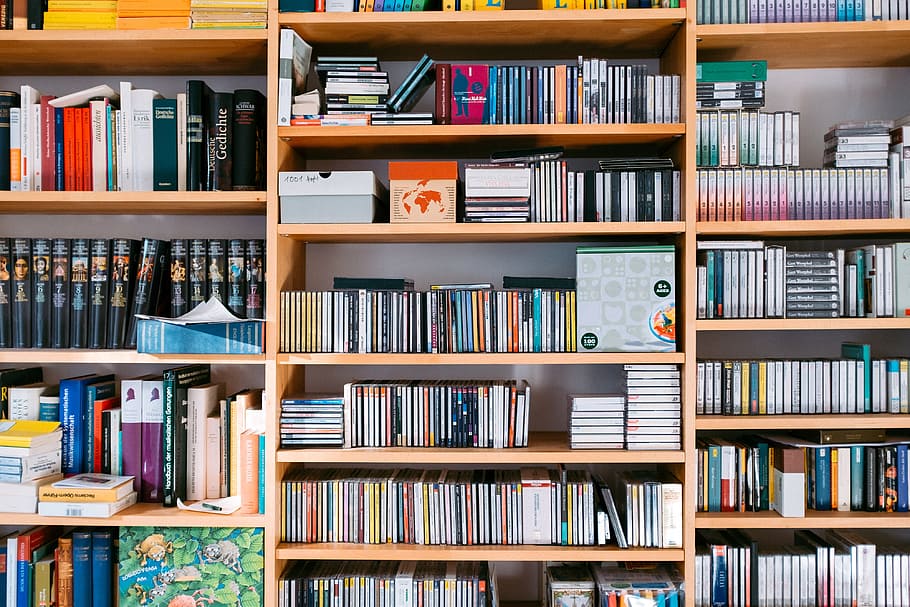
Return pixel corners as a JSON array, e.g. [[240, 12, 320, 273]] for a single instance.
[[696, 353, 910, 416], [697, 0, 909, 24], [546, 563, 682, 607], [824, 120, 895, 169], [23, 0, 267, 29], [694, 529, 906, 607], [696, 242, 910, 319], [279, 286, 577, 354], [0, 236, 264, 350], [696, 167, 898, 222], [696, 109, 801, 168], [435, 60, 681, 126], [696, 82, 766, 112], [0, 81, 264, 192], [278, 0, 682, 11]]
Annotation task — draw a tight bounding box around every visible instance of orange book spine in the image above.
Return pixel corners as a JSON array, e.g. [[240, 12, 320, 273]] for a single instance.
[[238, 430, 259, 514], [64, 107, 76, 191], [510, 291, 519, 353], [56, 536, 73, 607], [74, 107, 84, 191], [555, 64, 567, 124], [81, 107, 92, 191], [93, 395, 117, 472]]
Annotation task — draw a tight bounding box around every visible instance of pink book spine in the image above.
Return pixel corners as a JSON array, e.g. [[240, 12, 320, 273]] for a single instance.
[[120, 378, 144, 492], [140, 378, 164, 502]]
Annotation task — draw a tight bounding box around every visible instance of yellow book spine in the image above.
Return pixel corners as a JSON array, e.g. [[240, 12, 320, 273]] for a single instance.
[[617, 0, 626, 7], [442, 0, 455, 9], [37, 487, 125, 502], [473, 0, 504, 9], [461, 0, 474, 9], [758, 360, 767, 414], [830, 448, 838, 508], [741, 361, 750, 415], [47, 0, 117, 9]]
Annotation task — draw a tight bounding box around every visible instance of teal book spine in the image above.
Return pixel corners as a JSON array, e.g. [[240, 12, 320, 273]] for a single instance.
[[136, 319, 263, 354], [152, 98, 178, 191], [72, 531, 93, 607], [815, 447, 832, 511], [532, 289, 541, 352], [842, 342, 872, 412], [258, 432, 266, 514], [707, 444, 721, 512]]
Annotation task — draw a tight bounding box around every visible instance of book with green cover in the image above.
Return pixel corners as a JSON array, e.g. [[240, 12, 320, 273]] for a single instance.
[[152, 98, 178, 191], [696, 60, 768, 83], [842, 342, 872, 413]]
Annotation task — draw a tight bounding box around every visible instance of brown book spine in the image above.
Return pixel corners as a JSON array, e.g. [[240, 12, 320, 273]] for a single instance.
[[56, 535, 74, 607], [435, 63, 450, 126], [239, 429, 260, 514]]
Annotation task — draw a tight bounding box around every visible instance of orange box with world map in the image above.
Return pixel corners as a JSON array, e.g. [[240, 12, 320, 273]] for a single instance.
[[389, 161, 458, 223]]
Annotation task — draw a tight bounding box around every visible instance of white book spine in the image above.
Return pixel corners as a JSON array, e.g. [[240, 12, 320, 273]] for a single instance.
[[9, 107, 21, 191], [119, 81, 134, 191], [90, 99, 108, 192], [32, 103, 41, 191], [130, 89, 162, 192]]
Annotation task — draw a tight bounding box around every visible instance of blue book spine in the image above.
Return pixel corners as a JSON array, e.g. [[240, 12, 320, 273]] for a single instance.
[[258, 432, 266, 514], [72, 531, 93, 607], [54, 108, 65, 191], [393, 0, 405, 9], [136, 319, 263, 354], [710, 545, 727, 607], [91, 530, 112, 607], [59, 376, 89, 475], [0, 544, 5, 607], [708, 445, 721, 512], [851, 0, 860, 19], [815, 447, 831, 511], [532, 289, 541, 352], [402, 0, 413, 8], [836, 0, 846, 18], [851, 445, 865, 510], [898, 444, 909, 512], [372, 0, 384, 9]]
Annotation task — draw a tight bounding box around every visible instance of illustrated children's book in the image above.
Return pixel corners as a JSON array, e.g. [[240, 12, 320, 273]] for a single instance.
[[118, 526, 264, 607]]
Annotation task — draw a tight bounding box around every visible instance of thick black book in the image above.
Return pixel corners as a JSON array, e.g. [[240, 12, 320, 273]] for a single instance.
[[583, 170, 597, 222], [169, 238, 189, 317], [0, 237, 11, 347], [231, 89, 265, 191], [660, 169, 674, 221], [88, 238, 110, 349], [865, 445, 878, 512], [636, 170, 655, 222], [0, 91, 19, 190], [0, 366, 43, 418], [11, 237, 31, 348], [51, 238, 71, 349], [206, 238, 227, 306], [30, 237, 51, 348], [107, 238, 140, 349], [27, 0, 44, 29], [245, 239, 264, 319], [126, 238, 170, 348], [69, 238, 90, 348], [188, 238, 207, 310], [502, 276, 576, 290], [161, 364, 211, 507], [206, 91, 234, 191], [333, 276, 415, 290], [185, 80, 213, 192], [226, 238, 246, 317]]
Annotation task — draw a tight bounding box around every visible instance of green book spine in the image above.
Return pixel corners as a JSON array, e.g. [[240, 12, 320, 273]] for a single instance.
[[696, 60, 768, 83], [152, 98, 178, 191]]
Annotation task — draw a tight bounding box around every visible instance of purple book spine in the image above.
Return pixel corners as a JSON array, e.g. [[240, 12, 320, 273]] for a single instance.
[[120, 378, 145, 492], [140, 378, 164, 502]]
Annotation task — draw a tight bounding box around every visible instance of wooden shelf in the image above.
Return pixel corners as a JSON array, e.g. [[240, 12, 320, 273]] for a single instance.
[[696, 511, 910, 529], [0, 350, 265, 365], [279, 352, 686, 365], [279, 123, 685, 159], [695, 21, 910, 68], [277, 432, 685, 464], [697, 219, 910, 237], [696, 318, 910, 331], [1, 502, 266, 528], [276, 543, 684, 562], [0, 191, 266, 215], [279, 9, 686, 61], [279, 222, 686, 243], [0, 29, 267, 76], [696, 414, 910, 431]]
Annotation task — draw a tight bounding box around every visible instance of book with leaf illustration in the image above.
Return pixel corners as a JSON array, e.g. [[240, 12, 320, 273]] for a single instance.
[[118, 526, 264, 607]]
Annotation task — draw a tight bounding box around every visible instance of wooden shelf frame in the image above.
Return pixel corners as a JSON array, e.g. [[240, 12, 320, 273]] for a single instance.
[[696, 318, 910, 331], [1, 503, 266, 528], [696, 414, 910, 431], [697, 219, 910, 237], [696, 511, 910, 529], [278, 352, 686, 366], [0, 350, 265, 365], [0, 192, 266, 215]]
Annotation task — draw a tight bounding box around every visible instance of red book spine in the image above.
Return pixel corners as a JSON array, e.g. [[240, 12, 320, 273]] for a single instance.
[[64, 108, 76, 191], [73, 109, 83, 191], [81, 107, 92, 191], [40, 95, 57, 191]]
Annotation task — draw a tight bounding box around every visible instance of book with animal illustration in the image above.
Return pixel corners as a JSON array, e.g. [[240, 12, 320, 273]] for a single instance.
[[118, 526, 264, 607]]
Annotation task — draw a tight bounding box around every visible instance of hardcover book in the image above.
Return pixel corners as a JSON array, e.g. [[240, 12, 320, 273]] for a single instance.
[[231, 89, 265, 191], [245, 239, 264, 320], [141, 376, 164, 502], [126, 238, 170, 349], [0, 237, 11, 347], [170, 238, 190, 317], [152, 97, 179, 191], [58, 374, 114, 475], [12, 237, 31, 348], [206, 238, 227, 306], [30, 238, 52, 349], [51, 238, 71, 348], [206, 91, 233, 191], [118, 526, 264, 607], [188, 238, 208, 311], [185, 80, 213, 191], [88, 238, 110, 349], [226, 239, 246, 317], [69, 238, 90, 348], [161, 364, 211, 507], [107, 238, 139, 349], [0, 366, 44, 419], [449, 64, 489, 125]]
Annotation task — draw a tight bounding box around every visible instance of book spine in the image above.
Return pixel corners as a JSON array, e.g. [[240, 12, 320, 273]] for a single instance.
[[131, 89, 161, 191], [140, 378, 164, 502], [69, 238, 90, 348], [89, 98, 108, 192], [169, 238, 190, 317], [245, 239, 264, 319], [239, 430, 260, 513], [126, 238, 169, 349], [9, 106, 21, 191], [106, 238, 136, 349], [205, 414, 222, 498], [80, 106, 91, 190], [162, 365, 211, 506], [152, 98, 178, 191], [54, 107, 64, 191], [11, 238, 32, 348], [90, 531, 112, 607], [206, 238, 227, 306], [56, 536, 74, 607], [120, 378, 143, 491], [0, 237, 11, 347], [28, 237, 50, 348], [71, 531, 92, 607], [227, 238, 246, 317], [136, 319, 263, 354], [231, 89, 265, 191], [206, 91, 234, 191], [88, 238, 110, 349], [188, 238, 207, 310], [64, 107, 76, 191], [185, 80, 211, 191], [0, 92, 16, 190], [51, 237, 71, 348], [435, 64, 451, 125], [40, 95, 56, 191]]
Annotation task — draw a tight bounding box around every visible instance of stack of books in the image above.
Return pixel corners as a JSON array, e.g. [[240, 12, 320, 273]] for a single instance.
[[462, 162, 532, 222], [824, 120, 892, 169], [37, 472, 138, 517], [316, 56, 389, 116], [116, 0, 191, 29], [43, 0, 117, 29], [189, 0, 267, 27], [696, 60, 767, 111], [0, 420, 64, 513], [786, 249, 840, 319], [279, 393, 344, 449], [567, 394, 625, 449], [624, 364, 681, 450]]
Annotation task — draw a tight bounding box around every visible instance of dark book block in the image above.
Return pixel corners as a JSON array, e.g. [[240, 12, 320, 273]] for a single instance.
[[226, 238, 246, 317], [0, 91, 18, 189], [188, 238, 207, 310], [88, 238, 110, 349], [107, 238, 139, 349], [32, 238, 51, 348], [54, 107, 64, 192], [185, 79, 213, 192], [206, 91, 234, 191], [69, 238, 90, 348], [126, 238, 170, 348], [50, 238, 71, 348], [27, 0, 43, 29], [206, 238, 227, 306], [0, 237, 11, 347], [11, 237, 31, 348], [387, 54, 435, 114], [90, 530, 113, 607], [169, 238, 190, 317], [162, 364, 211, 507], [0, 366, 43, 418], [152, 98, 178, 191], [231, 89, 265, 191], [245, 238, 264, 319]]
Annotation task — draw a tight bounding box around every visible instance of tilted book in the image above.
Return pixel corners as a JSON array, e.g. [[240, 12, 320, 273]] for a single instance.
[[161, 364, 211, 507], [125, 238, 170, 349]]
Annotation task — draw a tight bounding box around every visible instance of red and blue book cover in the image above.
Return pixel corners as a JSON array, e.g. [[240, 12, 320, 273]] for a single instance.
[[450, 64, 489, 125]]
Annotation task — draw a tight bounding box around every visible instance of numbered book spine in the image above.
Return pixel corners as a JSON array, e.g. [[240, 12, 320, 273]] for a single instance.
[[30, 237, 52, 348], [227, 238, 246, 317], [126, 238, 169, 348], [0, 237, 11, 347], [231, 89, 265, 191], [107, 238, 138, 349], [69, 238, 90, 348], [245, 238, 265, 319], [206, 91, 234, 191], [11, 237, 31, 348], [206, 238, 227, 306], [88, 238, 110, 349], [169, 238, 190, 317], [188, 238, 207, 310], [51, 237, 71, 348]]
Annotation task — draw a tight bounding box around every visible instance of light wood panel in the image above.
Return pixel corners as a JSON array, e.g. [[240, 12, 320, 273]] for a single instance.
[[280, 9, 686, 61], [277, 432, 685, 464], [696, 511, 910, 529], [696, 21, 910, 68], [1, 502, 266, 527], [0, 350, 265, 365], [279, 352, 687, 365], [696, 318, 910, 331], [697, 219, 910, 237], [279, 222, 687, 243], [0, 192, 266, 215], [696, 414, 910, 431], [0, 30, 268, 76]]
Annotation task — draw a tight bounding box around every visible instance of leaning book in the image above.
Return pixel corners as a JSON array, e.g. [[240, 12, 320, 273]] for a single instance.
[[118, 526, 264, 607]]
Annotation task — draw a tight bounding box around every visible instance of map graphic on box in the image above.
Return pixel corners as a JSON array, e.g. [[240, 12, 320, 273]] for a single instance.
[[118, 526, 264, 607], [576, 245, 676, 353]]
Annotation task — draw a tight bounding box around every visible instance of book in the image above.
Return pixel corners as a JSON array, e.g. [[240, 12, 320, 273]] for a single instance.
[[0, 91, 18, 190], [170, 238, 190, 317], [161, 364, 211, 506], [91, 530, 113, 607], [50, 237, 71, 348], [0, 366, 44, 419], [125, 238, 170, 348], [387, 53, 435, 113], [7, 382, 49, 420], [69, 238, 90, 348], [206, 238, 227, 306], [37, 490, 137, 517], [130, 88, 163, 191], [56, 534, 74, 607], [0, 238, 11, 347], [30, 237, 51, 348], [188, 238, 208, 310], [450, 64, 489, 125], [205, 91, 234, 191], [226, 238, 247, 317], [11, 238, 31, 348], [0, 420, 61, 449], [186, 383, 224, 501], [88, 238, 110, 349], [136, 316, 264, 354], [277, 28, 314, 127], [39, 473, 134, 501], [0, 475, 63, 513], [106, 238, 139, 349], [245, 239, 264, 319], [58, 374, 114, 475], [231, 88, 265, 191], [185, 79, 213, 191], [152, 98, 179, 190]]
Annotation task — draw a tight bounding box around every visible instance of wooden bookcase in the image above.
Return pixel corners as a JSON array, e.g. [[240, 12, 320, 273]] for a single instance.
[[3, 4, 910, 605]]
